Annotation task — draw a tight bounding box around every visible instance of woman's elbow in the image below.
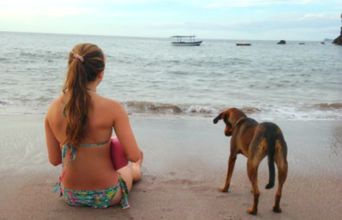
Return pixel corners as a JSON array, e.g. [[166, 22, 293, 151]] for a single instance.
[[49, 157, 62, 166], [127, 151, 142, 162], [127, 155, 139, 163]]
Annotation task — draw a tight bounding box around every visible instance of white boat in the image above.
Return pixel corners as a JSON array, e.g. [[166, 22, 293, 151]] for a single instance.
[[171, 35, 202, 46]]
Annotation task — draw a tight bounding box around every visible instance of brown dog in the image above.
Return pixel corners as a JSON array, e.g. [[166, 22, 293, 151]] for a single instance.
[[213, 108, 288, 215]]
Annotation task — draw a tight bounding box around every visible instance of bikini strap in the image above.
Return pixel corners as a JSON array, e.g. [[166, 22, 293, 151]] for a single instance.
[[61, 144, 77, 162], [79, 139, 110, 147]]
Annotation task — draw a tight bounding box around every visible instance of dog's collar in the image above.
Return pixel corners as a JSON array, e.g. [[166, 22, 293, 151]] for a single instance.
[[233, 117, 247, 128]]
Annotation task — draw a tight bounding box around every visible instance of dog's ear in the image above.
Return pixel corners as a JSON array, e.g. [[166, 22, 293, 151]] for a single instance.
[[213, 112, 223, 124]]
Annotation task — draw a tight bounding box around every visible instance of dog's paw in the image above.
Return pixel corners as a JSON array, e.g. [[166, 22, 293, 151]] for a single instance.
[[247, 207, 257, 215], [219, 186, 229, 193], [272, 206, 282, 213]]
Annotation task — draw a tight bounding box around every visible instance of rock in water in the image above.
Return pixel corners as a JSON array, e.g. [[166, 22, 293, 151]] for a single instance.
[[277, 40, 286, 45], [333, 27, 342, 45]]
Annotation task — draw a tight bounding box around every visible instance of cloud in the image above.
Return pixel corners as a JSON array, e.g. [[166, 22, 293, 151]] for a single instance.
[[0, 7, 89, 18], [298, 13, 338, 21], [0, 0, 94, 18], [203, 0, 316, 9]]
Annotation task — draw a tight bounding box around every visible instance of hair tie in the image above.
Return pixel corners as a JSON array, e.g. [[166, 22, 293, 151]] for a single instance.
[[72, 53, 84, 62]]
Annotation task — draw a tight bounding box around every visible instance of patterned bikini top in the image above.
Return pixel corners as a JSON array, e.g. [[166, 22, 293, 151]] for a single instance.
[[61, 139, 110, 163]]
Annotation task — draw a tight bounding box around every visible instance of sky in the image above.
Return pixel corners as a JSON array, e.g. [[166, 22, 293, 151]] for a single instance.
[[0, 0, 341, 40]]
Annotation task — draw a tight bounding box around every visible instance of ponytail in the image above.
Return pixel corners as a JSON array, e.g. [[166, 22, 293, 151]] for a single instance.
[[62, 44, 105, 146]]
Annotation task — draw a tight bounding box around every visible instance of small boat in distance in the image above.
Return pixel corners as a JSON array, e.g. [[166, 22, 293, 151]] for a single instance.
[[236, 43, 251, 46], [171, 35, 202, 46]]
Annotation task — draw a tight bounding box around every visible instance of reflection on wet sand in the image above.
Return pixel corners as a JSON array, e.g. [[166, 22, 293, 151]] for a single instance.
[[330, 125, 342, 156]]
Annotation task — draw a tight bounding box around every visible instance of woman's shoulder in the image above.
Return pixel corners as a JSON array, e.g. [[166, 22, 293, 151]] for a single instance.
[[95, 95, 121, 108], [95, 95, 127, 115], [45, 95, 65, 124], [46, 96, 63, 114]]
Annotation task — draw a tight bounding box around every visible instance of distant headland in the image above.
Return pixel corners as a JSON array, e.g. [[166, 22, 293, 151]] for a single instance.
[[333, 13, 342, 45]]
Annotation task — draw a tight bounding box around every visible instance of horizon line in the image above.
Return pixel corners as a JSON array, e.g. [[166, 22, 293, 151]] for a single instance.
[[0, 30, 329, 42]]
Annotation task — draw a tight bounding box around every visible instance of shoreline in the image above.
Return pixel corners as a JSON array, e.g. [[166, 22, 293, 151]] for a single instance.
[[1, 94, 342, 121], [0, 115, 342, 219]]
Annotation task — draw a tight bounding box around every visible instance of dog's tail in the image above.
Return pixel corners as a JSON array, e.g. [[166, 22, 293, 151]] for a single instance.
[[265, 124, 276, 189]]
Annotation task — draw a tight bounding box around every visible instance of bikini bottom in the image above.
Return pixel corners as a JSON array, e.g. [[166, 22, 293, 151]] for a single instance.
[[59, 176, 129, 209]]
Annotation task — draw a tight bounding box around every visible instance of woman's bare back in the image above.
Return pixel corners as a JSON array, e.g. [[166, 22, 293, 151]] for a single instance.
[[46, 92, 131, 189]]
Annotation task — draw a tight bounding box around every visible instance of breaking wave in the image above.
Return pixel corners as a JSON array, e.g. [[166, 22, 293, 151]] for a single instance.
[[313, 103, 342, 110], [125, 101, 182, 114], [0, 100, 9, 105], [123, 101, 262, 117], [119, 101, 342, 120]]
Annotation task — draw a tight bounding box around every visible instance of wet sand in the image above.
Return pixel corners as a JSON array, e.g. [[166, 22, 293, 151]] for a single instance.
[[0, 115, 342, 220]]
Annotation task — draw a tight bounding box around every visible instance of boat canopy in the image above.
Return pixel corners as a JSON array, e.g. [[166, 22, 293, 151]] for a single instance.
[[171, 35, 198, 42], [170, 35, 202, 46], [171, 35, 196, 38]]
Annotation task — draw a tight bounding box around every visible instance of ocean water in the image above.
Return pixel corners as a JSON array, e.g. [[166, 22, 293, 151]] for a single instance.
[[0, 31, 341, 120]]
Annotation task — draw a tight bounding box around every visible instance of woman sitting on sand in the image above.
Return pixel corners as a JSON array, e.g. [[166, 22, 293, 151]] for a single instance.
[[44, 43, 143, 209]]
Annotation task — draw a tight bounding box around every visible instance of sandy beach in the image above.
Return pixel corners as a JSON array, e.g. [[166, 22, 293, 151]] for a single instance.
[[0, 115, 342, 220]]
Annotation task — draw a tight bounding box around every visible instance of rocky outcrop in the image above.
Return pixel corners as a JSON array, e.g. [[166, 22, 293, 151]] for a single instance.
[[277, 40, 286, 45], [333, 27, 342, 45], [334, 36, 342, 45]]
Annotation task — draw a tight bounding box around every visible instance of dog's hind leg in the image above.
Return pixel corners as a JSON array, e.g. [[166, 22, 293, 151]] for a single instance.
[[221, 154, 237, 192], [246, 158, 262, 215], [273, 140, 288, 213]]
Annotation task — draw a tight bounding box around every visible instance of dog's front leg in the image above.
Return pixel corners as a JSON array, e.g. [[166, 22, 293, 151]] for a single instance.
[[220, 154, 237, 192]]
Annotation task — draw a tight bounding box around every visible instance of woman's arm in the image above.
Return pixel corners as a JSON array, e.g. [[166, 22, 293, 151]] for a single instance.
[[112, 103, 142, 162], [44, 116, 62, 166]]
